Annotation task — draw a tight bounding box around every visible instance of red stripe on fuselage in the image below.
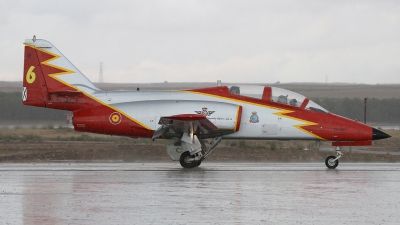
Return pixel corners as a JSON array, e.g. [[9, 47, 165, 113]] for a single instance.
[[187, 86, 373, 141]]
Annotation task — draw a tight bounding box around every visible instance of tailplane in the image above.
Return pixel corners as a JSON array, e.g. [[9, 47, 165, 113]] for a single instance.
[[22, 37, 99, 108]]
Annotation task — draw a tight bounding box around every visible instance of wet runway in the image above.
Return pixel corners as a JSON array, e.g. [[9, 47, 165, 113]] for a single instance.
[[1, 163, 399, 224]]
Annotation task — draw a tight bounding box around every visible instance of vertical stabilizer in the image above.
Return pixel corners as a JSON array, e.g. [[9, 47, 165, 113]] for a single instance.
[[23, 38, 100, 107]]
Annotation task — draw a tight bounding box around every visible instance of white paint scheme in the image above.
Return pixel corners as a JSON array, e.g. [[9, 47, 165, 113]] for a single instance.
[[94, 89, 318, 140]]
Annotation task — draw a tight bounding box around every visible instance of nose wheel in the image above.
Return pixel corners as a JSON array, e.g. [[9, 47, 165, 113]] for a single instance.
[[325, 156, 339, 169], [325, 147, 343, 169]]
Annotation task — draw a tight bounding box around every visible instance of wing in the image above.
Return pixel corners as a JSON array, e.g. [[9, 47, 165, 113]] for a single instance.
[[152, 114, 234, 139]]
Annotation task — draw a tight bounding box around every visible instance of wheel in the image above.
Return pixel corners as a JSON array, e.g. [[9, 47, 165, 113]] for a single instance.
[[180, 151, 198, 168], [325, 156, 339, 169]]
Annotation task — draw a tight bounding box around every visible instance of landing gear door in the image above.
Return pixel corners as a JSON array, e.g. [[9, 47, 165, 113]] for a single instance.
[[262, 124, 277, 135]]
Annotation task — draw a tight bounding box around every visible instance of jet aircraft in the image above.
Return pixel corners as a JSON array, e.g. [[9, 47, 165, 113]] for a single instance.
[[22, 37, 391, 169]]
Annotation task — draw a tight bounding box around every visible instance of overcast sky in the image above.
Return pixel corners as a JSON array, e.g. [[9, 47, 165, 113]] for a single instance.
[[1, 0, 399, 84]]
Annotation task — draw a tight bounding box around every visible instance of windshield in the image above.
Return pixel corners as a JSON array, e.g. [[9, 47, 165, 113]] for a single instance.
[[305, 100, 329, 113]]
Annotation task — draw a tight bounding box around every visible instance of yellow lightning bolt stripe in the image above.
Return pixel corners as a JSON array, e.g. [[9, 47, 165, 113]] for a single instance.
[[181, 90, 325, 140], [24, 42, 75, 88], [23, 43, 152, 130], [273, 109, 325, 140]]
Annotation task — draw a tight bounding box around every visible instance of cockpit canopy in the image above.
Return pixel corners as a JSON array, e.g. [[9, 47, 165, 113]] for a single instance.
[[227, 85, 328, 113]]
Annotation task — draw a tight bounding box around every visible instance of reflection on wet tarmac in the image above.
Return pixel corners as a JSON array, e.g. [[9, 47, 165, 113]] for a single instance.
[[0, 163, 399, 224]]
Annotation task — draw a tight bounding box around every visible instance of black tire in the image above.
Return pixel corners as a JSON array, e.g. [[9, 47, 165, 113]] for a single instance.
[[325, 156, 339, 169], [180, 151, 197, 168]]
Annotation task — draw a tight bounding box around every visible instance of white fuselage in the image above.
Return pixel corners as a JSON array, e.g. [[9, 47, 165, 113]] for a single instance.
[[92, 89, 316, 140]]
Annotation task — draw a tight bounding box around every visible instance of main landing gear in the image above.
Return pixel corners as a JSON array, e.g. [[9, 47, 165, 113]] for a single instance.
[[325, 147, 343, 169], [178, 137, 223, 169], [179, 151, 201, 168]]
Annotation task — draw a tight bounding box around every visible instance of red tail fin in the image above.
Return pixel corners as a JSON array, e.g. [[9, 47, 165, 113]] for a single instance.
[[22, 38, 99, 109], [22, 45, 49, 107]]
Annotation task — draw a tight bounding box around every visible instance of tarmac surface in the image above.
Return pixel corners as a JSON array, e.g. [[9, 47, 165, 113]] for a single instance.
[[0, 163, 399, 224]]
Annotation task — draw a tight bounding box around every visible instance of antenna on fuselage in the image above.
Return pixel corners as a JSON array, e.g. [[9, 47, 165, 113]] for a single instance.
[[217, 80, 222, 86]]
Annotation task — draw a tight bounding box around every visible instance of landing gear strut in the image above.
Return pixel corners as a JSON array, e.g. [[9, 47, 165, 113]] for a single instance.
[[325, 147, 343, 169]]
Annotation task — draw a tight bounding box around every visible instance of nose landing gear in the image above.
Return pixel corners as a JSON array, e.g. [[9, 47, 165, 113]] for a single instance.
[[325, 147, 343, 169]]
